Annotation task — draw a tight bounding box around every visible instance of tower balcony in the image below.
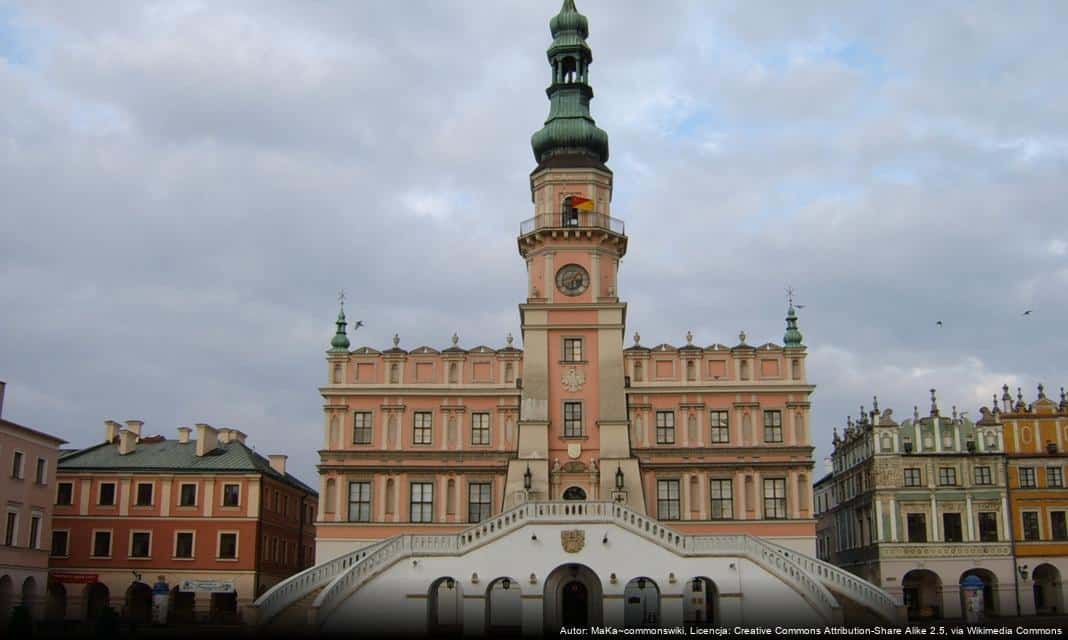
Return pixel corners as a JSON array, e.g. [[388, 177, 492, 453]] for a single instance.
[[519, 211, 625, 236]]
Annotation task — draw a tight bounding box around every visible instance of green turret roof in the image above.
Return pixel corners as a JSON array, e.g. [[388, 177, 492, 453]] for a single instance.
[[531, 0, 609, 168], [784, 305, 804, 348], [330, 306, 350, 351]]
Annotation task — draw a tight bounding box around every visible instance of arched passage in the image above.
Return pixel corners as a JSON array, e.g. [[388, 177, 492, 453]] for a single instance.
[[0, 575, 13, 624], [428, 577, 463, 637], [20, 576, 37, 619], [84, 582, 110, 621], [902, 569, 942, 619], [543, 563, 602, 634], [1032, 564, 1062, 614], [125, 582, 152, 625], [485, 577, 521, 637], [683, 577, 718, 626], [45, 580, 66, 622], [562, 486, 586, 501], [624, 576, 661, 628], [959, 569, 998, 617]]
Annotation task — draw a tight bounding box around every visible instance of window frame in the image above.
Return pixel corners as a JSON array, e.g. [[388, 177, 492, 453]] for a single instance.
[[1019, 467, 1036, 488], [217, 531, 239, 560], [942, 512, 963, 543], [978, 512, 998, 542], [906, 513, 927, 543], [56, 482, 74, 506], [353, 411, 373, 445], [763, 478, 787, 520], [3, 510, 16, 546], [1047, 466, 1064, 488], [91, 529, 113, 558], [937, 467, 957, 486], [174, 531, 195, 559], [903, 468, 922, 487], [178, 482, 198, 507], [50, 529, 70, 557], [222, 483, 241, 508], [413, 411, 433, 445], [34, 458, 46, 485], [655, 410, 676, 445], [134, 482, 154, 507], [1022, 511, 1041, 541], [709, 410, 729, 443], [562, 337, 584, 362], [467, 481, 492, 524], [563, 401, 584, 438], [657, 479, 681, 520], [709, 478, 733, 520], [129, 530, 152, 559], [98, 482, 116, 506], [410, 482, 434, 523], [1051, 511, 1068, 541], [348, 481, 372, 523], [974, 466, 992, 486], [763, 410, 783, 443], [10, 450, 24, 479], [28, 512, 41, 549], [471, 412, 491, 446]]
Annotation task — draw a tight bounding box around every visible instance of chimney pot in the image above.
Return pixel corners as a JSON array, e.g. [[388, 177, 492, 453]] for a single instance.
[[217, 428, 232, 444], [105, 420, 122, 443], [124, 420, 144, 438], [231, 430, 247, 444], [177, 427, 192, 444], [268, 454, 288, 476], [118, 429, 137, 455], [195, 423, 218, 457]]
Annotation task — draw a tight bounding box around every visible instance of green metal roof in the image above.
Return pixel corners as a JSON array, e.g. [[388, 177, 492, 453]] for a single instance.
[[58, 438, 317, 495]]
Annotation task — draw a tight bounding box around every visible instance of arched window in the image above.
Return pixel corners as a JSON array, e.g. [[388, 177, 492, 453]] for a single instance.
[[683, 578, 718, 627], [428, 577, 463, 636], [623, 577, 660, 628], [563, 486, 587, 501], [562, 196, 579, 227], [486, 577, 522, 634]]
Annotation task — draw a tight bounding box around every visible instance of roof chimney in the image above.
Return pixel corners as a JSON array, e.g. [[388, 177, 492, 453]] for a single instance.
[[124, 420, 144, 438], [231, 430, 247, 445], [217, 428, 232, 444], [268, 454, 288, 476], [0, 380, 5, 417], [105, 420, 122, 443], [118, 429, 137, 455], [177, 427, 192, 444], [195, 423, 218, 457]]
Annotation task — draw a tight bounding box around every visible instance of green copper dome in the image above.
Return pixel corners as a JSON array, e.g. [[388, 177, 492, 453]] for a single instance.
[[784, 306, 804, 348], [330, 307, 350, 351], [531, 0, 609, 166]]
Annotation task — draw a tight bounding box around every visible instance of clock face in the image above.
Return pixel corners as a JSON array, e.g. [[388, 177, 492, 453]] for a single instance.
[[555, 264, 590, 296]]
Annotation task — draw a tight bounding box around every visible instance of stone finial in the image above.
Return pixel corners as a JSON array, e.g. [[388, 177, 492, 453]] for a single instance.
[[686, 330, 693, 345], [872, 395, 880, 413], [633, 332, 641, 345], [452, 332, 459, 346], [1038, 383, 1046, 399], [914, 405, 920, 421], [992, 394, 1000, 415], [930, 389, 939, 416], [739, 330, 747, 345], [952, 405, 958, 420], [393, 333, 400, 347], [506, 333, 514, 347]]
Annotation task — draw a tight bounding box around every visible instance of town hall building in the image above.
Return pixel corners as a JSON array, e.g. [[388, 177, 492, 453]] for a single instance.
[[252, 1, 900, 634]]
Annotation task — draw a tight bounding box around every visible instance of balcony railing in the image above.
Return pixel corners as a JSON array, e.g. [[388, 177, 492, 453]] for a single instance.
[[519, 211, 625, 236]]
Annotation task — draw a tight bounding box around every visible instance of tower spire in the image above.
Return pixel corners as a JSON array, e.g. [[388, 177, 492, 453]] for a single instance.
[[329, 293, 350, 352], [531, 0, 609, 168]]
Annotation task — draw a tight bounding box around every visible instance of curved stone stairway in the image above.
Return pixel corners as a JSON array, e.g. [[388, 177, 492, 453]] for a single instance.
[[254, 501, 903, 629]]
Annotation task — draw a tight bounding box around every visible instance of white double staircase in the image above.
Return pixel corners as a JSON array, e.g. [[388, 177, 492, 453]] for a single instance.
[[253, 501, 901, 627]]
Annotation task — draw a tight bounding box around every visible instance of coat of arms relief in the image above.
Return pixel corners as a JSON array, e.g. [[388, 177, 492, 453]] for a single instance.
[[561, 530, 585, 553], [562, 367, 586, 392]]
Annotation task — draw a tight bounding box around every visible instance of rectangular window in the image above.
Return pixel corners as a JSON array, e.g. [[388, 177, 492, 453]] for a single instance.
[[1019, 467, 1036, 488], [413, 412, 433, 445], [130, 532, 150, 558], [974, 466, 992, 485], [1052, 512, 1068, 541], [28, 515, 40, 549], [92, 531, 111, 557], [135, 482, 153, 506], [907, 513, 927, 542], [938, 467, 957, 486], [468, 482, 492, 523], [657, 479, 681, 520], [471, 413, 490, 446], [943, 513, 963, 543], [99, 482, 116, 506], [763, 478, 787, 520], [218, 532, 237, 559], [903, 468, 921, 487], [178, 483, 197, 506], [410, 482, 434, 523], [978, 512, 998, 542], [709, 479, 733, 519], [1022, 512, 1040, 541], [353, 411, 373, 444], [564, 402, 583, 437], [51, 530, 69, 557], [763, 411, 783, 443], [35, 458, 46, 485], [3, 513, 15, 546], [348, 481, 371, 522], [709, 411, 729, 443], [223, 483, 240, 507], [175, 532, 194, 558], [1047, 467, 1064, 488], [10, 451, 23, 479], [655, 411, 675, 445], [56, 482, 73, 506], [563, 338, 583, 362]]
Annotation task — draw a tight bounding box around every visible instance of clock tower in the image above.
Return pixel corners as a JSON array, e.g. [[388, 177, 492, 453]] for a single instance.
[[504, 0, 643, 512]]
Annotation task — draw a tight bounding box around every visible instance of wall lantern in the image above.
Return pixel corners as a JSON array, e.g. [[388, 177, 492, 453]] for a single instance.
[[610, 573, 618, 584], [637, 577, 646, 590], [471, 573, 479, 584], [1018, 565, 1030, 581], [524, 465, 533, 491], [445, 578, 455, 590], [615, 464, 625, 490], [693, 578, 703, 592], [502, 578, 511, 591], [669, 572, 677, 584], [529, 573, 538, 585]]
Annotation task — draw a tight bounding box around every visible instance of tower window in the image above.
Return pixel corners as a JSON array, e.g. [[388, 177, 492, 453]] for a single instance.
[[563, 338, 583, 362], [655, 411, 675, 445], [413, 412, 433, 445], [657, 479, 681, 520], [562, 197, 579, 226], [563, 402, 584, 437]]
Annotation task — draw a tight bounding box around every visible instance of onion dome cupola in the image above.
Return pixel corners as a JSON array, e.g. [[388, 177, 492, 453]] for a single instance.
[[531, 0, 609, 169], [783, 305, 804, 348], [329, 305, 350, 352]]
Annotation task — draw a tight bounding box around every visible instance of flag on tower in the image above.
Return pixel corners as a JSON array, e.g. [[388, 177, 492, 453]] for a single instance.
[[570, 196, 595, 210]]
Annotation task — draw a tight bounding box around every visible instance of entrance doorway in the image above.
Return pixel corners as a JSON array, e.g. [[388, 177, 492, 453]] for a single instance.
[[544, 564, 602, 632], [563, 487, 587, 501]]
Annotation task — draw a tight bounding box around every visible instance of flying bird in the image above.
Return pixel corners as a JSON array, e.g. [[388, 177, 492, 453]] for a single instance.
[[354, 320, 365, 329], [795, 304, 806, 309], [1023, 310, 1033, 316], [936, 320, 943, 327]]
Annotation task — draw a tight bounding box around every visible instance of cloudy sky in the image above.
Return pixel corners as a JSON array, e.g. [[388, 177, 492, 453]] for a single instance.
[[2, 1, 1066, 485]]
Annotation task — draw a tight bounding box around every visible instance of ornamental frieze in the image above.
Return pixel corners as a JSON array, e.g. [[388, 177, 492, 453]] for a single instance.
[[880, 544, 1011, 559]]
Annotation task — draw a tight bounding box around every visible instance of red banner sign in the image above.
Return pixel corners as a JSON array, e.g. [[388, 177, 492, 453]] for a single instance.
[[51, 572, 98, 584]]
